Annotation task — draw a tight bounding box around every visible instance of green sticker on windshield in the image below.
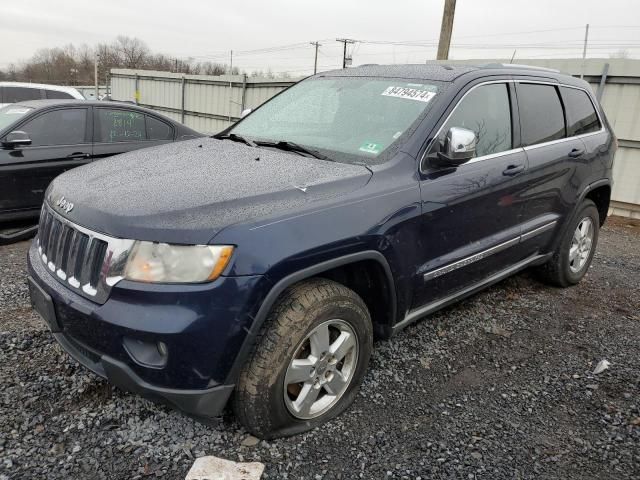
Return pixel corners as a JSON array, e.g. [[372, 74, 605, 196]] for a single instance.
[[359, 141, 383, 155]]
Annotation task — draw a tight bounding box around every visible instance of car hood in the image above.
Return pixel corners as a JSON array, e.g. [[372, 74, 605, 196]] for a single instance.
[[46, 138, 372, 244]]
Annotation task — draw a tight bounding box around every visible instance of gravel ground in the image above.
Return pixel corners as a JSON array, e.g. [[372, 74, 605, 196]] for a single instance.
[[0, 218, 639, 480]]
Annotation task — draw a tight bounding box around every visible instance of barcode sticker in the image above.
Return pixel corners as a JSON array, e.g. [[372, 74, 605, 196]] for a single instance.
[[381, 86, 436, 103]]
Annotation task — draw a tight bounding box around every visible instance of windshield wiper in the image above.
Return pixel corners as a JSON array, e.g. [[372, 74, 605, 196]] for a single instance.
[[255, 140, 330, 161], [213, 133, 257, 147]]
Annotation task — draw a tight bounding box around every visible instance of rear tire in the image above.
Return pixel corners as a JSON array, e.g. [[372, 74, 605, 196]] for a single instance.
[[233, 278, 373, 439], [536, 199, 600, 287]]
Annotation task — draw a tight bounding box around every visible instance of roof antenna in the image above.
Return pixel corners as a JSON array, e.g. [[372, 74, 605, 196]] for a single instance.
[[509, 49, 517, 64]]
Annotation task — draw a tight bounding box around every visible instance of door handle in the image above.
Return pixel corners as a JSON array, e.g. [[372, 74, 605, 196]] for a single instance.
[[568, 148, 585, 158], [502, 164, 525, 176], [66, 152, 90, 159]]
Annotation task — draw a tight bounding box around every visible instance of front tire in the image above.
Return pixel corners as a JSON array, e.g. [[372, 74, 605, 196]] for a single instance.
[[536, 199, 600, 287], [233, 278, 373, 438]]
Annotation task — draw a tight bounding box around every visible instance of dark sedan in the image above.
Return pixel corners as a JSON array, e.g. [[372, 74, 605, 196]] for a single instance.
[[0, 100, 202, 223]]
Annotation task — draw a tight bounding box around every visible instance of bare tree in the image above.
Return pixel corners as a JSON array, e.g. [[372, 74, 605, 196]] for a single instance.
[[113, 36, 149, 69], [0, 35, 297, 84]]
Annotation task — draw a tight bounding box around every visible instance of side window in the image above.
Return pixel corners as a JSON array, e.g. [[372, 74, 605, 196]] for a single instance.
[[4, 87, 42, 103], [45, 90, 74, 100], [19, 109, 87, 147], [96, 109, 146, 143], [146, 115, 173, 140], [435, 83, 512, 158], [518, 84, 565, 145], [560, 87, 601, 136]]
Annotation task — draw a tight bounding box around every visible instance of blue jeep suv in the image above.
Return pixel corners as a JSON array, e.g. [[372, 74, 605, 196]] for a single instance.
[[27, 64, 615, 438]]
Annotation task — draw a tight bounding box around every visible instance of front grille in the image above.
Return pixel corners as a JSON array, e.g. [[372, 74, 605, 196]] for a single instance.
[[38, 207, 107, 296], [37, 204, 134, 303]]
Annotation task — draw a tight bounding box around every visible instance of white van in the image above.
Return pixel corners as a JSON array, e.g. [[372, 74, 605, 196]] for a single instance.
[[0, 82, 85, 108]]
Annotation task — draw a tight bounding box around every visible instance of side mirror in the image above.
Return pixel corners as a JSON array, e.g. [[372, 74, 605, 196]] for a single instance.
[[240, 108, 252, 118], [2, 131, 32, 149], [435, 127, 476, 167]]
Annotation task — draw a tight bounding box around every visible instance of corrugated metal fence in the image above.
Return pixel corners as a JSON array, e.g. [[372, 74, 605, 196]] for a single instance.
[[110, 69, 296, 134], [111, 59, 640, 218]]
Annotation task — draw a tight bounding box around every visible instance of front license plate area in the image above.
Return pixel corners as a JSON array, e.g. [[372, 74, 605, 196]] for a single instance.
[[28, 276, 61, 333]]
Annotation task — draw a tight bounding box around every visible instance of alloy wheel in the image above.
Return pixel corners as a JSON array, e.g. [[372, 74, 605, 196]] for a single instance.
[[283, 319, 359, 420], [569, 216, 594, 273]]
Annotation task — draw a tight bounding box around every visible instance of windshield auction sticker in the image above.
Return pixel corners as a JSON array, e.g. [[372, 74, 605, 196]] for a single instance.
[[381, 86, 436, 103], [359, 141, 384, 154]]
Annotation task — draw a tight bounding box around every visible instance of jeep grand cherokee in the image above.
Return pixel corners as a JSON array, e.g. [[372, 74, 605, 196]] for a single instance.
[[28, 64, 615, 438]]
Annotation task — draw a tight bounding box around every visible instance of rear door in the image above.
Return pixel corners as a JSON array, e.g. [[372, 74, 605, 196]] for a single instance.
[[0, 106, 91, 212], [92, 107, 175, 160], [516, 81, 588, 255], [413, 80, 530, 308], [559, 85, 606, 177]]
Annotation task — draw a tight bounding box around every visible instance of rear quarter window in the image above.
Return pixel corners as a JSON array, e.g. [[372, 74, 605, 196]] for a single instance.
[[560, 87, 601, 136], [3, 86, 42, 103], [146, 115, 173, 140], [45, 90, 75, 100], [517, 83, 566, 146]]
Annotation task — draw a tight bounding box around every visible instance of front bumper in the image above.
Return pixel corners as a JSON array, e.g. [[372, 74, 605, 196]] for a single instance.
[[27, 240, 268, 418], [51, 325, 234, 417]]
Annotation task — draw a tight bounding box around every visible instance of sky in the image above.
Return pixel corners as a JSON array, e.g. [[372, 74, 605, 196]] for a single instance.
[[1, 0, 639, 75]]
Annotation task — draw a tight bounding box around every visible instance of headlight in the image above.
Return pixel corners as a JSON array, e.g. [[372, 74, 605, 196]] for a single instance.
[[124, 242, 234, 283]]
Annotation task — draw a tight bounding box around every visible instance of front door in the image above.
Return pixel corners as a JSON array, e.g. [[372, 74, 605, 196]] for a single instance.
[[0, 107, 91, 213], [412, 81, 530, 309]]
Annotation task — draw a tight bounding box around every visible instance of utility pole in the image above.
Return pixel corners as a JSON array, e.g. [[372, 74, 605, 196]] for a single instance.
[[581, 23, 590, 79], [94, 52, 99, 100], [310, 41, 321, 74], [436, 0, 457, 60], [336, 38, 356, 69], [228, 50, 233, 124]]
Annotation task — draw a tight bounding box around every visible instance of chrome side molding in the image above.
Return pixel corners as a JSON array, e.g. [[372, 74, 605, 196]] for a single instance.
[[423, 221, 557, 282]]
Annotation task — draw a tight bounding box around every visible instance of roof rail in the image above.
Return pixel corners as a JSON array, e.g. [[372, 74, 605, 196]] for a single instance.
[[482, 63, 560, 73]]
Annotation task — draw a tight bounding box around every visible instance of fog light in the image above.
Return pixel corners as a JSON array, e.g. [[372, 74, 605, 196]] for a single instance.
[[123, 337, 168, 369]]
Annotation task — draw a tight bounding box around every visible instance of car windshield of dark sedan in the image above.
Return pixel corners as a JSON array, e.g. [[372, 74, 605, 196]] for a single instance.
[[0, 106, 33, 131], [230, 77, 440, 164]]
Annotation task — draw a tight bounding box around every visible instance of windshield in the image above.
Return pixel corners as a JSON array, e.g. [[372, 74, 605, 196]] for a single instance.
[[0, 106, 33, 131], [230, 77, 441, 165]]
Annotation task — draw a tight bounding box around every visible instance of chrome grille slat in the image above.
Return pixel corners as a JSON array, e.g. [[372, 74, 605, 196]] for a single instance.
[[36, 203, 133, 304], [73, 235, 89, 284], [79, 238, 96, 287], [56, 226, 74, 280], [47, 220, 60, 270], [55, 224, 69, 268], [90, 241, 108, 287], [66, 230, 82, 285], [39, 210, 53, 259]]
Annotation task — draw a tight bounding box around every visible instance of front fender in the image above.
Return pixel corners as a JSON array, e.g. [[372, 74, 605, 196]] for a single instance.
[[223, 250, 397, 385]]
